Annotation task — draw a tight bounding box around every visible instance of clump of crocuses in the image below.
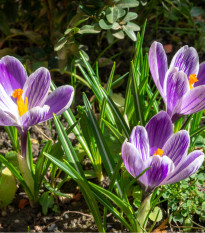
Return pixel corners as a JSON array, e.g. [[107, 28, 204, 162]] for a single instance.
[[149, 42, 205, 122]]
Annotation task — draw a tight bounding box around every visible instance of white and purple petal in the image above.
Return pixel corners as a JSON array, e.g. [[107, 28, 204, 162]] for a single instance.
[[129, 126, 149, 161], [195, 61, 205, 87], [142, 155, 174, 192], [0, 56, 27, 96], [145, 111, 173, 154], [164, 68, 189, 117], [0, 109, 19, 126], [0, 84, 19, 118], [23, 67, 51, 109], [149, 42, 168, 97], [163, 150, 204, 185], [121, 141, 146, 178], [162, 130, 189, 166], [43, 85, 74, 121], [19, 105, 50, 130], [169, 45, 199, 77], [171, 86, 205, 121]]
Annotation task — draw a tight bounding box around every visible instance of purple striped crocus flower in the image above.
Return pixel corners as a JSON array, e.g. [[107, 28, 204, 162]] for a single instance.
[[121, 111, 204, 196], [149, 41, 205, 122], [0, 56, 74, 156]]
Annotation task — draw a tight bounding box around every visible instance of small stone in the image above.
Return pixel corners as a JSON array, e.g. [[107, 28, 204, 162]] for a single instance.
[[14, 219, 20, 223], [64, 214, 69, 219], [8, 205, 15, 213], [1, 210, 7, 216], [47, 223, 56, 231], [34, 225, 42, 232], [37, 212, 41, 218]]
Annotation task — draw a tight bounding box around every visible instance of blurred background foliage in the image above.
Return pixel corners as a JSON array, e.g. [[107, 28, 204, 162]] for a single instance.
[[0, 0, 204, 75]]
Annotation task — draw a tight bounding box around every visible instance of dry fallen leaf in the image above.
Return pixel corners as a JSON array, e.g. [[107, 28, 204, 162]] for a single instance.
[[18, 198, 29, 209], [153, 218, 169, 233]]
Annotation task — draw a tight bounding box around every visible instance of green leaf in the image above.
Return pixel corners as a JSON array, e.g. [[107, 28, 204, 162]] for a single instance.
[[100, 89, 130, 138], [39, 192, 54, 215], [149, 207, 163, 222], [126, 22, 140, 31], [99, 19, 113, 29], [44, 153, 105, 232], [83, 93, 124, 198], [89, 181, 133, 216], [91, 187, 134, 232], [34, 140, 52, 197], [117, 8, 126, 18], [53, 114, 85, 177], [106, 7, 119, 24], [0, 168, 17, 208], [190, 7, 204, 17], [112, 29, 125, 39], [79, 25, 101, 34], [112, 22, 121, 30], [0, 154, 33, 200], [54, 37, 68, 51], [117, 0, 139, 8], [122, 12, 138, 23], [50, 81, 94, 166], [5, 151, 19, 170], [122, 25, 136, 41], [4, 126, 19, 151]]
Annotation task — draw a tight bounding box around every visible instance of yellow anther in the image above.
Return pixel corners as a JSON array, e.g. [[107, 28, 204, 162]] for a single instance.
[[153, 148, 164, 156], [189, 74, 198, 89], [12, 89, 28, 117]]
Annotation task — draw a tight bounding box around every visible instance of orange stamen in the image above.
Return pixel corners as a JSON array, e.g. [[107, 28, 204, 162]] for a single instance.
[[153, 148, 164, 156], [189, 74, 198, 89], [12, 89, 28, 117]]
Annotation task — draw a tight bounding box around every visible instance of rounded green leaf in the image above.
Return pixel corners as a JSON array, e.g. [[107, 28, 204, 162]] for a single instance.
[[106, 7, 119, 24], [112, 29, 125, 39], [54, 37, 68, 51], [122, 12, 138, 23], [99, 19, 113, 29], [117, 7, 126, 18], [79, 25, 101, 34], [126, 22, 140, 31], [190, 7, 204, 17], [112, 22, 121, 30], [122, 25, 136, 41], [0, 168, 17, 208], [117, 0, 139, 8], [149, 207, 163, 222]]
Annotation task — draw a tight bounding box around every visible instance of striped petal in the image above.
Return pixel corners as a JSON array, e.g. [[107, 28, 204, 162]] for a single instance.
[[149, 42, 168, 98], [195, 61, 205, 87], [23, 67, 51, 109], [163, 130, 189, 166], [171, 86, 205, 121], [170, 45, 199, 77], [0, 84, 18, 118], [0, 56, 27, 96], [121, 141, 146, 178], [43, 85, 74, 121], [145, 111, 173, 155], [129, 126, 149, 161], [19, 105, 50, 130], [164, 67, 189, 117], [142, 155, 174, 192], [163, 150, 204, 185]]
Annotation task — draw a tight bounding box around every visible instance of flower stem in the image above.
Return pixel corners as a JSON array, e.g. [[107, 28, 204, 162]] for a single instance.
[[137, 194, 152, 232], [18, 130, 37, 207]]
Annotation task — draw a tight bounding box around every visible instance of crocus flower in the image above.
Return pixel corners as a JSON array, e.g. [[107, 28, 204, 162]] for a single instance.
[[149, 41, 205, 122], [121, 111, 204, 196], [0, 56, 74, 155]]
